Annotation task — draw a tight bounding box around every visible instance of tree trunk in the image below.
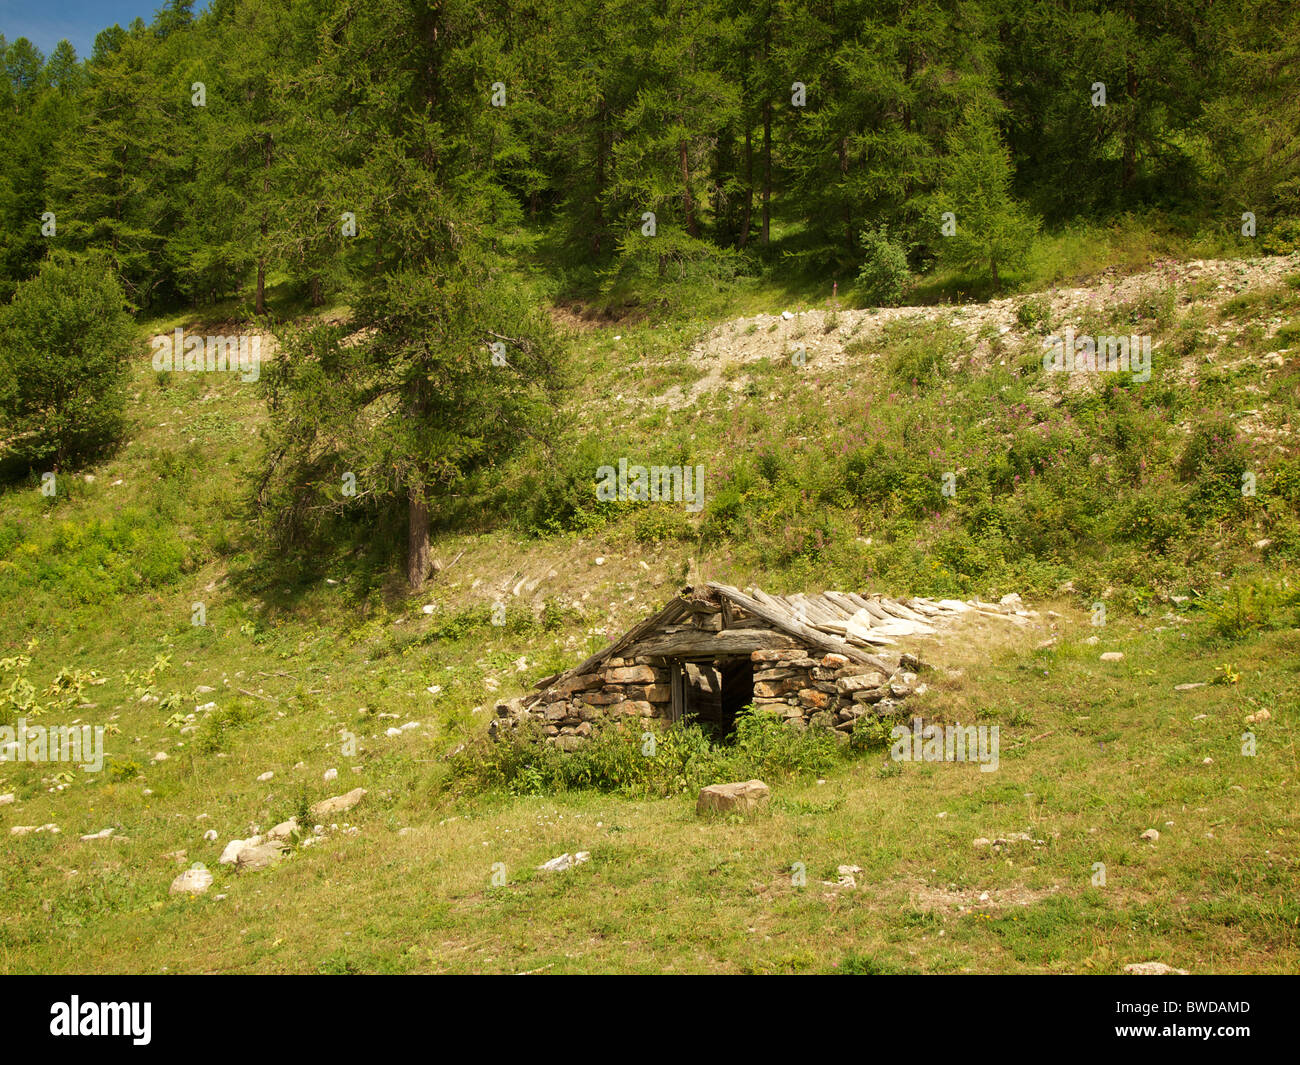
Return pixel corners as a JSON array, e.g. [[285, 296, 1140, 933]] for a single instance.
[[257, 131, 272, 316], [840, 135, 851, 254], [593, 103, 607, 256], [739, 121, 753, 248], [761, 99, 772, 245], [1122, 65, 1138, 191], [407, 483, 430, 589], [680, 139, 699, 238]]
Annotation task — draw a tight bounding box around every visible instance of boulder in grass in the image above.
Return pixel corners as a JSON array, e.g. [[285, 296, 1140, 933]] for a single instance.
[[1123, 961, 1188, 975], [309, 787, 366, 819], [170, 865, 214, 895], [235, 841, 289, 873], [696, 780, 771, 817], [218, 835, 263, 865], [267, 818, 300, 842]]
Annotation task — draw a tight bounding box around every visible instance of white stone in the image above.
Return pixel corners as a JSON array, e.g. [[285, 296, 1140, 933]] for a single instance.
[[79, 828, 114, 841], [1123, 961, 1188, 975], [170, 867, 214, 895], [537, 852, 591, 873]]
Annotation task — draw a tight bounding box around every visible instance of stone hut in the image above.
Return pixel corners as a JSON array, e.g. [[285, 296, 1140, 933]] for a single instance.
[[491, 581, 971, 750]]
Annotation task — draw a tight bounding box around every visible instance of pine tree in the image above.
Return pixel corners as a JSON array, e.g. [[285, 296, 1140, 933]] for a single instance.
[[934, 101, 1038, 287]]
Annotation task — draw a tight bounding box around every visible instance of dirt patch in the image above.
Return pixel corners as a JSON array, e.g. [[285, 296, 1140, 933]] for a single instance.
[[904, 877, 1062, 913], [644, 253, 1300, 409], [548, 302, 645, 333]]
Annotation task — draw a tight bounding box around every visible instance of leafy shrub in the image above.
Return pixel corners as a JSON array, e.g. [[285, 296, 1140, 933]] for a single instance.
[[194, 699, 256, 754], [0, 255, 135, 474], [1016, 296, 1053, 333], [856, 225, 910, 307], [448, 708, 848, 798], [1201, 579, 1300, 639]]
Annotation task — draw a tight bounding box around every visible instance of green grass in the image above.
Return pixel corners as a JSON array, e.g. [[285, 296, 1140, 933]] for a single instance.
[[1, 234, 1298, 973]]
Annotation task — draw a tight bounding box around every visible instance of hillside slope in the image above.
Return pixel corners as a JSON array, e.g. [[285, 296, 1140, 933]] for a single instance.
[[0, 256, 1297, 973]]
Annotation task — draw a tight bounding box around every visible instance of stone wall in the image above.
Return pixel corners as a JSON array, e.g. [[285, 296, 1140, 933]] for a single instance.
[[492, 644, 926, 750], [493, 655, 674, 751], [749, 649, 921, 737]]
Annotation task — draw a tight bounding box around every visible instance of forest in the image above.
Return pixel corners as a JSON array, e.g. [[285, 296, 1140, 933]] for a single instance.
[[2, 0, 1297, 586]]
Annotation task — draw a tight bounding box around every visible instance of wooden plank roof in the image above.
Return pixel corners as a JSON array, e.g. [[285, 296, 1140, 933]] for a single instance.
[[527, 583, 997, 706]]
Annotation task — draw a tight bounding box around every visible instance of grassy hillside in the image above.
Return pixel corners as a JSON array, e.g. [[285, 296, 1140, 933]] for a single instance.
[[1, 246, 1298, 974]]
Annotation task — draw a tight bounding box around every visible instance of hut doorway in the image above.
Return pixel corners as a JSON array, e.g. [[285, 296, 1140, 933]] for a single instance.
[[675, 657, 753, 740]]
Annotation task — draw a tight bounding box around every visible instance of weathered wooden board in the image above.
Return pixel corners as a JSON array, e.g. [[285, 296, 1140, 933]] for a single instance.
[[627, 628, 799, 658]]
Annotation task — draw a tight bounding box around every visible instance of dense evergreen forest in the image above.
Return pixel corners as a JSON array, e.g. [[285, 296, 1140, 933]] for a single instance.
[[2, 0, 1299, 588], [1, 0, 1297, 311]]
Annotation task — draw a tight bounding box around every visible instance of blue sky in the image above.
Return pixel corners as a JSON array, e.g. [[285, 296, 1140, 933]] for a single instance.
[[0, 1, 175, 61]]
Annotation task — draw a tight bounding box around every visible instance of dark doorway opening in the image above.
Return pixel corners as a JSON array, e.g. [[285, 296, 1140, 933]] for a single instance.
[[679, 657, 753, 740]]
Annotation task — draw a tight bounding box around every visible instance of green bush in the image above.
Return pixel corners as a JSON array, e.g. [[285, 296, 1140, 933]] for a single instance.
[[1201, 579, 1300, 639], [0, 255, 136, 474], [856, 225, 911, 307], [448, 707, 850, 798]]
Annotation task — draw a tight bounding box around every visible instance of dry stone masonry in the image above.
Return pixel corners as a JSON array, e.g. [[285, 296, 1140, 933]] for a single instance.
[[491, 583, 1034, 749]]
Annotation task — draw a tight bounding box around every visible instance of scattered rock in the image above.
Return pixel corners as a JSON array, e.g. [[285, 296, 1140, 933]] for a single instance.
[[1245, 709, 1271, 725], [256, 771, 274, 782], [309, 788, 366, 819], [696, 779, 771, 817], [10, 824, 58, 837], [537, 851, 591, 873], [1174, 682, 1206, 691], [1100, 652, 1124, 662], [323, 768, 338, 782], [169, 866, 214, 895], [218, 835, 264, 865], [79, 828, 114, 841], [1140, 828, 1160, 842], [0, 793, 13, 805], [203, 829, 218, 842], [835, 864, 861, 888], [266, 818, 300, 842], [1123, 961, 1188, 975], [235, 841, 288, 873]]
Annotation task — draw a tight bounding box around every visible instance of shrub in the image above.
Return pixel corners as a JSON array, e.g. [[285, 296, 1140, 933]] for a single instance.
[[448, 708, 849, 798], [1201, 579, 1300, 639], [855, 225, 910, 307], [0, 255, 136, 474], [1016, 296, 1053, 333]]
